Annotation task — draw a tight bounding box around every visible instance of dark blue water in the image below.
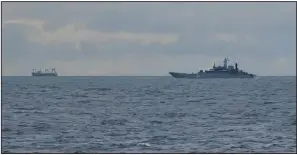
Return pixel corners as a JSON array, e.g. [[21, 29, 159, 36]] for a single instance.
[[2, 76, 296, 153]]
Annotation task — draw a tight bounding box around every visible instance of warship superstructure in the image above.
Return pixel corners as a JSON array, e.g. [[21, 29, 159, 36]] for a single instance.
[[169, 58, 255, 79], [32, 68, 58, 76]]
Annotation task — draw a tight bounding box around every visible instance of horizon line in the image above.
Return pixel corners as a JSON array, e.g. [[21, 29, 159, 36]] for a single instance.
[[2, 75, 296, 77]]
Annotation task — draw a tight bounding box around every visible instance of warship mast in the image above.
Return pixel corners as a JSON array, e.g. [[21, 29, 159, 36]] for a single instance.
[[223, 58, 229, 69]]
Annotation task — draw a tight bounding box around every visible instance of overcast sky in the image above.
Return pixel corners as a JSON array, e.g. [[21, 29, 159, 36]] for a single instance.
[[2, 2, 296, 76]]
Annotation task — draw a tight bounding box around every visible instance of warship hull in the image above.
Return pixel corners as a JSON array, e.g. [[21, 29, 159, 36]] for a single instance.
[[169, 72, 255, 79], [169, 57, 255, 79]]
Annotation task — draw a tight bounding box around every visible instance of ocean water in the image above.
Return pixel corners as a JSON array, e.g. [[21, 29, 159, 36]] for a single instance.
[[1, 76, 296, 153]]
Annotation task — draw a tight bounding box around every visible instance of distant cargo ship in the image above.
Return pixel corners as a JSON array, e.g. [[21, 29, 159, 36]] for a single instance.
[[169, 58, 255, 79], [32, 68, 58, 76]]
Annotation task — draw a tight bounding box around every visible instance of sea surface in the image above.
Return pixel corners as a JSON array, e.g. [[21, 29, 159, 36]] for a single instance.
[[1, 76, 296, 153]]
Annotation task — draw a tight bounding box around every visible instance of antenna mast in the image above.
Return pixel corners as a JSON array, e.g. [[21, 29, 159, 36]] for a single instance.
[[223, 57, 229, 68]]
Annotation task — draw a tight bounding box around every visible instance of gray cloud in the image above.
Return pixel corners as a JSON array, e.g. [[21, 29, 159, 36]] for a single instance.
[[2, 2, 296, 76]]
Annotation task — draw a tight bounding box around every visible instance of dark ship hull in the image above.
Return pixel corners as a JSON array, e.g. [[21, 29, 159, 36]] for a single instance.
[[169, 72, 255, 79], [169, 72, 198, 79], [32, 73, 57, 76]]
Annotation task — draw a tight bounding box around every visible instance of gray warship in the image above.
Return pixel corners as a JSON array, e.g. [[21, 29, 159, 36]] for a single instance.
[[32, 68, 58, 76], [169, 58, 255, 79]]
